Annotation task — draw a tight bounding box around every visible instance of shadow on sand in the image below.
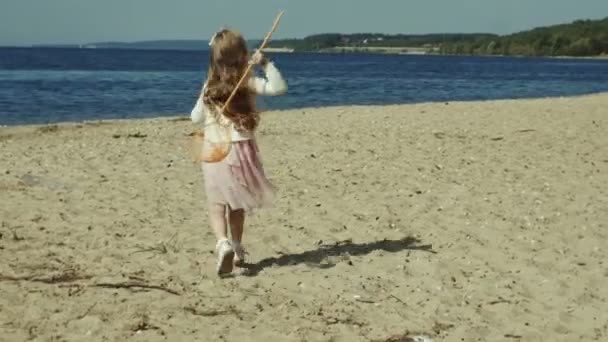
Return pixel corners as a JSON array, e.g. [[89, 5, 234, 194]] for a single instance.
[[242, 236, 435, 277]]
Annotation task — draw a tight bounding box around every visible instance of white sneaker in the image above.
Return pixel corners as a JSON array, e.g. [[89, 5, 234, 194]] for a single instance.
[[216, 239, 235, 276]]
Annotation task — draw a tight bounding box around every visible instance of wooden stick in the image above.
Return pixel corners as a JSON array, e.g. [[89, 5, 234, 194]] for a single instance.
[[221, 10, 284, 112], [93, 281, 181, 296], [0, 272, 93, 284]]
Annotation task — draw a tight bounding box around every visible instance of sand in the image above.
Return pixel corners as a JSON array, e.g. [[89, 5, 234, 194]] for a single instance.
[[1, 94, 607, 342]]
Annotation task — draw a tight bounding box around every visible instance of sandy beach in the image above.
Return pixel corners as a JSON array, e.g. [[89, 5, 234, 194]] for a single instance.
[[1, 94, 607, 342]]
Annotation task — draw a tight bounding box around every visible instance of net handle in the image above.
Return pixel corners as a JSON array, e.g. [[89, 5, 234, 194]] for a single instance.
[[221, 10, 285, 113]]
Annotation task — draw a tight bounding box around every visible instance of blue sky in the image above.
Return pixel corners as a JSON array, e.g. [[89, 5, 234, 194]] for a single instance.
[[1, 0, 607, 45]]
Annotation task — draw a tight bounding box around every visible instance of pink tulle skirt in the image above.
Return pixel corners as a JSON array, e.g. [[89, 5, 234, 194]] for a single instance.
[[202, 139, 274, 211]]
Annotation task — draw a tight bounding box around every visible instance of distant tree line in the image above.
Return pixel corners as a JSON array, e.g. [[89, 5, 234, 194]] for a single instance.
[[441, 18, 608, 56], [268, 17, 608, 56], [269, 33, 496, 51]]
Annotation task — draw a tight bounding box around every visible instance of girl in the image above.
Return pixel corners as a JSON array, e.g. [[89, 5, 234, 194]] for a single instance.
[[191, 28, 288, 276]]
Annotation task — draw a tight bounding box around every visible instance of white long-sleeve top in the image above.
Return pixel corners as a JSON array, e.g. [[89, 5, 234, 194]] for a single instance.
[[191, 62, 287, 142]]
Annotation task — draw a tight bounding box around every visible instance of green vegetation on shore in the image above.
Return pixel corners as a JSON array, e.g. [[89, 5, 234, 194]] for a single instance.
[[268, 17, 608, 57], [19, 17, 607, 57]]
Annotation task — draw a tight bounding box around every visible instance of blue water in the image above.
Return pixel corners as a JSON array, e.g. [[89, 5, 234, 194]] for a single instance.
[[1, 47, 607, 125]]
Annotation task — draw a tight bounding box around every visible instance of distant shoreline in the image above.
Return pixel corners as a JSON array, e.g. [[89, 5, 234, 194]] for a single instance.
[[1, 45, 607, 60]]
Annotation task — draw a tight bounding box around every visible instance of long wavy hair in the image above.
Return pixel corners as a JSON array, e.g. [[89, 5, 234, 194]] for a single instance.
[[202, 29, 259, 132]]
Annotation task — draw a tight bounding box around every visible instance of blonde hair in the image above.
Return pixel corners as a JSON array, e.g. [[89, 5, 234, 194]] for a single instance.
[[202, 29, 259, 132]]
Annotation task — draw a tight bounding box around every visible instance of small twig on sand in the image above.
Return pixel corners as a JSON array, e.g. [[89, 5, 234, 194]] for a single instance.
[[1, 271, 180, 295], [112, 132, 148, 139], [76, 302, 98, 320], [0, 271, 93, 284], [132, 233, 178, 256], [324, 316, 366, 327], [515, 129, 536, 133], [132, 244, 168, 255], [504, 334, 523, 339], [488, 297, 512, 305], [184, 305, 242, 319], [354, 296, 376, 304], [93, 281, 180, 296], [389, 294, 408, 306]]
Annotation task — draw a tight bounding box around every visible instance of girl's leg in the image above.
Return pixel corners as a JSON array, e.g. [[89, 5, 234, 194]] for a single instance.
[[229, 209, 245, 264], [229, 209, 245, 242], [208, 203, 234, 275], [208, 203, 229, 241]]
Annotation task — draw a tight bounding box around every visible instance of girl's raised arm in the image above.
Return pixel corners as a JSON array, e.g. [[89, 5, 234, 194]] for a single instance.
[[249, 61, 288, 96]]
